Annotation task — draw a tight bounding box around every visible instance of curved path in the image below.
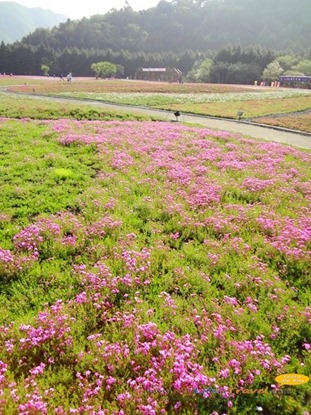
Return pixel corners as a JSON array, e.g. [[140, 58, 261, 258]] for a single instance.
[[4, 90, 311, 149], [127, 105, 311, 149]]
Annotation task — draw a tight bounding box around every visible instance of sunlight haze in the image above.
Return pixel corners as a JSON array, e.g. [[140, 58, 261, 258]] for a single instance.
[[9, 0, 160, 19]]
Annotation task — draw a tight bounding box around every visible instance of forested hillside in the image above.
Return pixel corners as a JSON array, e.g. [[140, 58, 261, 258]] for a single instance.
[[20, 0, 311, 53], [0, 1, 67, 43]]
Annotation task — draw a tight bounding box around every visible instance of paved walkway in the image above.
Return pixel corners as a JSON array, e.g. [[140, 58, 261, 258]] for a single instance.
[[129, 106, 311, 149], [5, 90, 311, 149]]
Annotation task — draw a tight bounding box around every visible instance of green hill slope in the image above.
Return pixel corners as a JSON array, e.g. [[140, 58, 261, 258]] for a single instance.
[[17, 0, 311, 54], [0, 1, 67, 43]]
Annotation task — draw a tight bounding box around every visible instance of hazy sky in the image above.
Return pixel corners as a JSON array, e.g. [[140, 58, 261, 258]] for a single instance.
[[11, 0, 160, 19]]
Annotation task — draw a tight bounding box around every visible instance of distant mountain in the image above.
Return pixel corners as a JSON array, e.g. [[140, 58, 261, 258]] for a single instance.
[[0, 1, 67, 43]]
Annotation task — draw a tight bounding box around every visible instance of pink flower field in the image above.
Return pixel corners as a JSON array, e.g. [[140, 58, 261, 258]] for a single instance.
[[0, 119, 310, 415]]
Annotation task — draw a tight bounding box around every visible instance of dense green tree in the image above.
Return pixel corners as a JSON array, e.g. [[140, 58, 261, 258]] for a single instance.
[[292, 60, 311, 76], [209, 61, 230, 83], [0, 41, 11, 73], [227, 62, 262, 84], [41, 64, 49, 76], [194, 58, 213, 82], [116, 64, 125, 78], [262, 61, 283, 82], [283, 70, 305, 76], [276, 55, 299, 72], [91, 61, 117, 78]]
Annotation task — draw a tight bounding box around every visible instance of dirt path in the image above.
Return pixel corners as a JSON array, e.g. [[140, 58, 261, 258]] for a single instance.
[[4, 90, 311, 149]]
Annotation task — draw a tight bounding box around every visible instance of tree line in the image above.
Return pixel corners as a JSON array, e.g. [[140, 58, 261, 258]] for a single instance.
[[0, 43, 202, 78], [1, 41, 311, 85], [189, 46, 311, 84]]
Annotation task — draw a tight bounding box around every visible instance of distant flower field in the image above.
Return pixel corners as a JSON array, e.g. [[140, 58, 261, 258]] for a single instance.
[[256, 112, 311, 133], [55, 89, 311, 106], [6, 78, 311, 128], [53, 89, 311, 121], [0, 118, 310, 414]]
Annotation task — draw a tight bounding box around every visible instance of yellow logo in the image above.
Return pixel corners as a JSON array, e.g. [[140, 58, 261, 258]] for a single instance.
[[275, 374, 310, 386]]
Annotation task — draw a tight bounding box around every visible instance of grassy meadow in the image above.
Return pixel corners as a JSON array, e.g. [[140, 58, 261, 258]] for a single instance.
[[0, 94, 156, 122], [0, 77, 310, 414]]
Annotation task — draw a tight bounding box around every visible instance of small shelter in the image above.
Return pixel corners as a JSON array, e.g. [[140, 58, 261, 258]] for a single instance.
[[136, 67, 182, 82]]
